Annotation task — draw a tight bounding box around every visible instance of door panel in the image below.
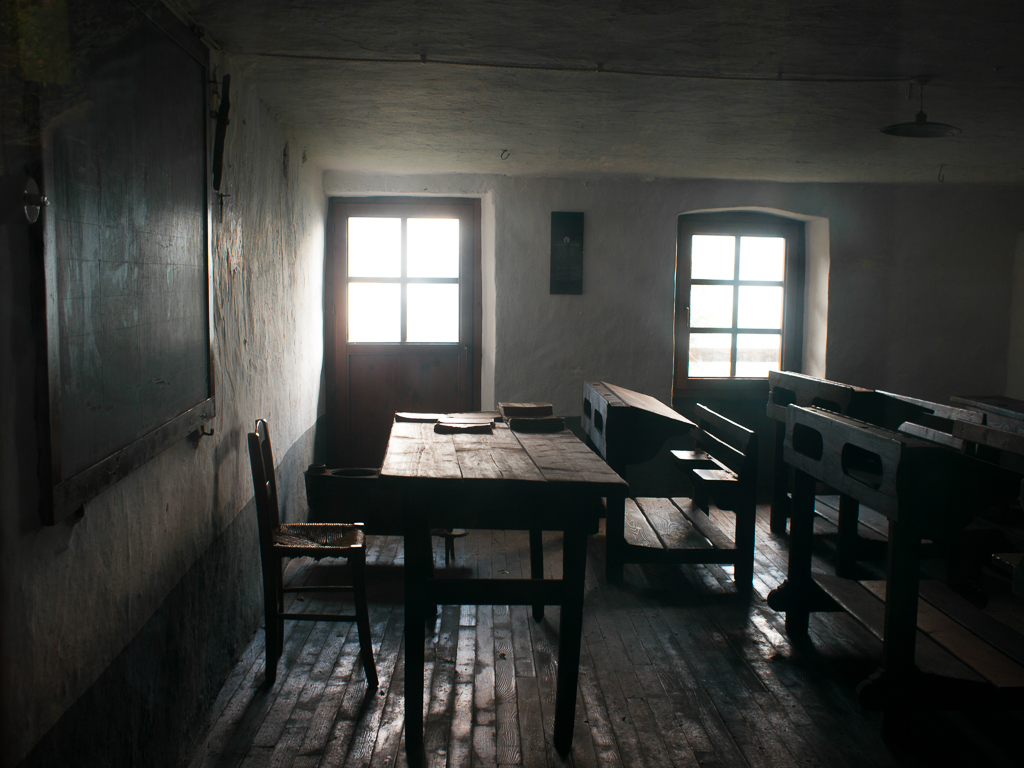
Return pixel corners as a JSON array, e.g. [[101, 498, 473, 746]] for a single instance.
[[327, 198, 481, 467], [348, 352, 463, 466]]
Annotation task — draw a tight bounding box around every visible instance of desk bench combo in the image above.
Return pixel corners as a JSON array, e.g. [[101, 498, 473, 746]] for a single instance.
[[767, 404, 1024, 729], [765, 371, 989, 577], [583, 382, 759, 589]]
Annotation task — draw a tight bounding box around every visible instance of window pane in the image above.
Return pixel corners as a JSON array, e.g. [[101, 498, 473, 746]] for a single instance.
[[739, 236, 785, 281], [408, 218, 459, 278], [737, 286, 783, 329], [690, 285, 733, 328], [736, 333, 781, 377], [348, 218, 401, 277], [407, 284, 459, 342], [688, 333, 731, 377], [348, 283, 400, 342], [691, 235, 735, 280]]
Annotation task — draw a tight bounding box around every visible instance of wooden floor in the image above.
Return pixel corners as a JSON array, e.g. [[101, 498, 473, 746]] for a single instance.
[[185, 506, 1024, 768]]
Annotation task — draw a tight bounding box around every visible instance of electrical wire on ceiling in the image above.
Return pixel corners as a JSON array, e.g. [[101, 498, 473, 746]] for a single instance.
[[241, 50, 919, 84]]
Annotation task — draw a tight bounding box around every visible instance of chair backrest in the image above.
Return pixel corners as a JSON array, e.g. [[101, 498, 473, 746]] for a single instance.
[[248, 419, 281, 552]]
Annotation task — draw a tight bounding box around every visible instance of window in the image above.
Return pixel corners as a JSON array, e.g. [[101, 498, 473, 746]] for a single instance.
[[674, 213, 804, 397], [346, 215, 462, 343]]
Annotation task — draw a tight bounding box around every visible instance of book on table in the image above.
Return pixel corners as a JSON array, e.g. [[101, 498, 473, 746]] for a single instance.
[[498, 402, 554, 421], [497, 402, 565, 432]]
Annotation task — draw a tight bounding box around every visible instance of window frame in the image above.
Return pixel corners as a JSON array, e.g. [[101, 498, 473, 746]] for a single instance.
[[673, 212, 805, 399], [345, 214, 463, 344]]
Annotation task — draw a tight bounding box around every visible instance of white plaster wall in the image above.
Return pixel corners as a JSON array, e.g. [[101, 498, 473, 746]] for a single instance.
[[803, 218, 831, 378], [326, 172, 1024, 411], [0, 63, 327, 765]]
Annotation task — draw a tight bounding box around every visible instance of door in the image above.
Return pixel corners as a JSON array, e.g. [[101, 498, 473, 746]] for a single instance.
[[327, 197, 481, 467]]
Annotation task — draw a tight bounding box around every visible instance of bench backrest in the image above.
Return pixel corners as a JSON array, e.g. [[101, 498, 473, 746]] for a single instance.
[[693, 403, 758, 483]]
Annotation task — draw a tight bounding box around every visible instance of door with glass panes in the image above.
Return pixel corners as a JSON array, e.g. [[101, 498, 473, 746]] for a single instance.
[[327, 198, 480, 467]]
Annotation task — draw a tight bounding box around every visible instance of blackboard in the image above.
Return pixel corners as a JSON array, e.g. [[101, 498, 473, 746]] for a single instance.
[[38, 1, 214, 523]]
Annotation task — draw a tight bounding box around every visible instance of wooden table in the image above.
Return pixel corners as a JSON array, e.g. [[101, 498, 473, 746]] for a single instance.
[[379, 418, 627, 765]]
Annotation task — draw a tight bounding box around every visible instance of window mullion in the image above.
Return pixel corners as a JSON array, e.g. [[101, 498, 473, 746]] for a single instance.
[[400, 217, 408, 343], [730, 238, 740, 377]]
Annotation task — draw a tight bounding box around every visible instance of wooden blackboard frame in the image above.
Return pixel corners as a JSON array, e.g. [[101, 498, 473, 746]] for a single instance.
[[36, 1, 215, 525]]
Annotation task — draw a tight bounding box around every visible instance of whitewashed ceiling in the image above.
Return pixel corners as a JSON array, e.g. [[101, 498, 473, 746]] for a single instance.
[[182, 0, 1024, 182]]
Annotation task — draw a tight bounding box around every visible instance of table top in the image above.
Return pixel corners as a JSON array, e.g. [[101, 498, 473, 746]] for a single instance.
[[380, 419, 626, 490]]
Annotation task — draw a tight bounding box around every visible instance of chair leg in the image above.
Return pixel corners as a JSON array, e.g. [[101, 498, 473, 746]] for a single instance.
[[263, 560, 282, 684], [351, 549, 378, 689], [275, 561, 285, 664]]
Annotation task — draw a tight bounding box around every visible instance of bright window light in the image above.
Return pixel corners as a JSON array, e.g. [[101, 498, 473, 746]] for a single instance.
[[407, 284, 459, 342], [408, 218, 459, 278], [738, 237, 785, 281], [688, 333, 732, 377], [691, 235, 735, 280], [348, 218, 401, 277], [736, 333, 781, 377], [348, 283, 400, 342], [737, 286, 783, 329]]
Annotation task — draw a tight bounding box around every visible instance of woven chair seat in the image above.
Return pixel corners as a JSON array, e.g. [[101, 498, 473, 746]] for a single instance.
[[274, 523, 364, 551]]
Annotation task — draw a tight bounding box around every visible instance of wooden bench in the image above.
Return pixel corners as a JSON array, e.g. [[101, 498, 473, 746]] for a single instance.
[[766, 405, 1024, 730], [605, 404, 757, 589]]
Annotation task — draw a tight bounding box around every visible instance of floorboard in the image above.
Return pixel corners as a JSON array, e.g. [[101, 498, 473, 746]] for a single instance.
[[184, 506, 1024, 768]]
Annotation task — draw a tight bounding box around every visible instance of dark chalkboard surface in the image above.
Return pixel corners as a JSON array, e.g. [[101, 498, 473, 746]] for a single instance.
[[39, 1, 213, 523]]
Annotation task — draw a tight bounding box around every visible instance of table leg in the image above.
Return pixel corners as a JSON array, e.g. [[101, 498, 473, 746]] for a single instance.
[[530, 528, 545, 622], [553, 525, 588, 757], [404, 522, 432, 768]]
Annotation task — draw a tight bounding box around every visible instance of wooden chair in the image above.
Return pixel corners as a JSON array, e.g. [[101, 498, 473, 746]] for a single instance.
[[247, 419, 377, 688], [606, 404, 757, 590]]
